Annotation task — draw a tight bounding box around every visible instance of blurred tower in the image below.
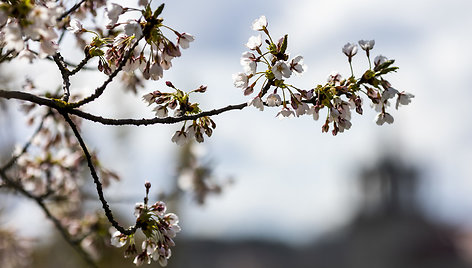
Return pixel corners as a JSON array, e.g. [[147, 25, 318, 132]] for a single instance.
[[359, 155, 419, 215]]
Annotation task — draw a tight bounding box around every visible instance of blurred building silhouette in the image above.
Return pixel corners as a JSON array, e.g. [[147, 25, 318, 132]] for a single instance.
[[170, 155, 471, 268]]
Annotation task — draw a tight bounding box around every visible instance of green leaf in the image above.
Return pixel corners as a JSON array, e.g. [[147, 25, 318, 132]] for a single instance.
[[374, 59, 395, 72], [153, 3, 165, 18], [89, 47, 104, 57], [280, 34, 288, 54], [143, 5, 152, 20], [376, 67, 399, 76]]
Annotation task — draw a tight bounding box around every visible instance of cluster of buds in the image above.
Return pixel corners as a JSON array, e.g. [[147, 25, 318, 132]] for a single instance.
[[235, 16, 414, 135], [110, 182, 181, 267], [143, 82, 216, 145], [0, 0, 63, 60], [67, 2, 194, 81]]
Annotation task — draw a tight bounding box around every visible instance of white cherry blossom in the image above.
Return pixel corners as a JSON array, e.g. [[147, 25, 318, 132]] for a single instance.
[[138, 0, 149, 6], [125, 21, 143, 39], [240, 52, 257, 75], [290, 55, 306, 75], [248, 96, 264, 111], [171, 130, 188, 146], [106, 3, 124, 25], [67, 19, 84, 34], [276, 107, 295, 119], [307, 106, 320, 120], [177, 33, 194, 49], [18, 48, 36, 63], [358, 40, 375, 51], [271, 61, 291, 80], [3, 23, 24, 52], [153, 105, 168, 118], [374, 55, 388, 67], [396, 91, 414, 109], [39, 39, 58, 58], [382, 87, 399, 101], [342, 42, 358, 58], [266, 93, 282, 107], [246, 35, 262, 50], [123, 57, 140, 72], [295, 102, 309, 117], [110, 231, 128, 248], [232, 72, 248, 88], [149, 62, 163, 80], [327, 71, 343, 84], [252, 15, 267, 31], [375, 112, 394, 125]]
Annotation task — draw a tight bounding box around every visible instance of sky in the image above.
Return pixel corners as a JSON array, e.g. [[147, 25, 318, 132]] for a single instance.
[[3, 0, 472, 245]]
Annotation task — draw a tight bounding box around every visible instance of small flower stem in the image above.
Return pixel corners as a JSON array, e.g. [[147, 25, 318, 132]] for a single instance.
[[264, 28, 274, 44], [349, 59, 354, 78], [367, 50, 372, 70], [281, 88, 287, 107]]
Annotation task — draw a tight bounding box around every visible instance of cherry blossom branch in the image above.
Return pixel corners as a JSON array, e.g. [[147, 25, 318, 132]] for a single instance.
[[0, 89, 248, 126], [69, 38, 143, 108], [61, 113, 138, 236], [0, 170, 98, 268]]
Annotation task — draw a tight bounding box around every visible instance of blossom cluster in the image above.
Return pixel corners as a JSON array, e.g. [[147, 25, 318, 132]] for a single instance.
[[143, 82, 216, 145], [233, 16, 307, 114], [110, 182, 181, 266], [67, 2, 194, 84], [0, 0, 63, 60], [234, 16, 414, 135]]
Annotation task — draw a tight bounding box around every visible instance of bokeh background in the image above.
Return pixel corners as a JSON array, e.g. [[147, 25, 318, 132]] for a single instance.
[[1, 0, 472, 267]]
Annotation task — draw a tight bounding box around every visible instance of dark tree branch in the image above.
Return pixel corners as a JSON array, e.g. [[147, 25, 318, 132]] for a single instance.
[[52, 53, 71, 102], [0, 89, 249, 126], [61, 113, 138, 236], [0, 170, 98, 268]]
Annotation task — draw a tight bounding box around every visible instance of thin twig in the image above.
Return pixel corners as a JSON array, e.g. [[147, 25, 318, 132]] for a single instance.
[[70, 53, 92, 75], [69, 38, 143, 108], [61, 113, 137, 235]]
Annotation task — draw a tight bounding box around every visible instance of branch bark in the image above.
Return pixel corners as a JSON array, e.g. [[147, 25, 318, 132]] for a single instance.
[[0, 89, 248, 126]]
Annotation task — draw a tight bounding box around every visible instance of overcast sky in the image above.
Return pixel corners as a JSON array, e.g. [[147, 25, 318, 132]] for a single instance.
[[4, 0, 472, 245]]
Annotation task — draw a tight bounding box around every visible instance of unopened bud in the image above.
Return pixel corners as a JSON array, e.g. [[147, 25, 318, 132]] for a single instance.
[[166, 81, 175, 88], [195, 85, 207, 93], [145, 181, 151, 189]]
